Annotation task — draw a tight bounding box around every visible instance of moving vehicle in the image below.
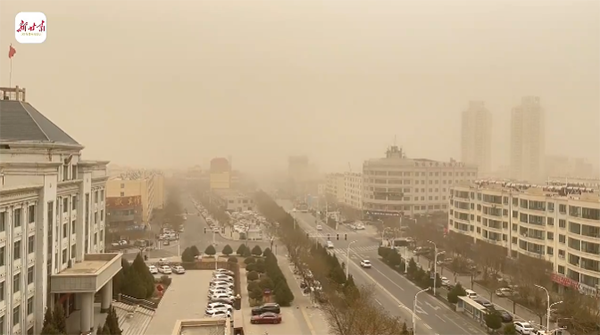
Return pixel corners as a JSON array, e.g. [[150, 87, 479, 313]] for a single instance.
[[159, 265, 172, 274], [326, 241, 334, 249], [498, 311, 513, 323], [465, 289, 478, 299], [251, 303, 281, 316], [495, 287, 515, 297], [172, 265, 185, 274], [360, 260, 372, 268], [354, 223, 365, 230], [250, 312, 282, 324], [316, 225, 323, 231], [440, 277, 451, 287], [148, 265, 158, 274], [514, 322, 534, 335]]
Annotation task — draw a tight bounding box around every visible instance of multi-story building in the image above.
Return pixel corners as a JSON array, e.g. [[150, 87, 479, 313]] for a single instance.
[[546, 155, 596, 179], [325, 173, 345, 203], [0, 87, 122, 334], [209, 158, 231, 190], [448, 180, 600, 298], [211, 190, 255, 212], [362, 145, 478, 218], [343, 172, 363, 210], [461, 101, 492, 176], [510, 96, 546, 182]]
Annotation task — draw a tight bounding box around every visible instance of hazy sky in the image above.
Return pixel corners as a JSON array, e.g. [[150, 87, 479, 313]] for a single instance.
[[1, 0, 598, 173]]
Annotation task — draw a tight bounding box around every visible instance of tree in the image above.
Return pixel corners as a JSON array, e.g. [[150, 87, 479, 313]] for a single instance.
[[222, 244, 233, 256], [236, 244, 248, 255], [247, 271, 259, 281], [204, 245, 216, 256], [106, 306, 122, 335], [40, 324, 61, 335], [113, 258, 130, 296], [258, 277, 275, 291], [53, 303, 67, 334], [181, 247, 195, 262], [343, 275, 359, 300], [263, 247, 272, 257], [244, 256, 256, 265], [43, 306, 54, 328], [503, 323, 517, 335], [246, 263, 257, 272], [121, 270, 147, 299], [190, 245, 201, 257], [251, 245, 263, 256], [131, 253, 155, 298], [407, 258, 418, 278], [228, 256, 238, 263], [255, 261, 266, 273], [484, 311, 502, 332], [249, 286, 264, 301], [401, 322, 409, 335], [274, 282, 294, 306]]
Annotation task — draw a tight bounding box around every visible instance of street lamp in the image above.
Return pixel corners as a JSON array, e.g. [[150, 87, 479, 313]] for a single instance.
[[413, 287, 430, 335], [346, 240, 357, 279], [535, 284, 558, 331], [427, 240, 438, 296]]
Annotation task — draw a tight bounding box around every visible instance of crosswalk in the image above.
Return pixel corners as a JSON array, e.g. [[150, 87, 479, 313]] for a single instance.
[[328, 245, 380, 260]]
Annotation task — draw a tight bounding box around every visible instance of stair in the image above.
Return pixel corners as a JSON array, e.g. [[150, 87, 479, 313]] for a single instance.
[[112, 301, 155, 335]]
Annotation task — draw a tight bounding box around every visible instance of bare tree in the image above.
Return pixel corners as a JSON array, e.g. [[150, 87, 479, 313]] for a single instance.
[[557, 290, 600, 335], [323, 286, 406, 335]]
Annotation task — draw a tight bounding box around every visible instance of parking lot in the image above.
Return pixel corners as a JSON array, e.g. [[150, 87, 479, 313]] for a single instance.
[[144, 271, 214, 335]]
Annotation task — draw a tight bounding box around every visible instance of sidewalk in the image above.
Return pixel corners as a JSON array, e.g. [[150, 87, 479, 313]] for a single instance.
[[405, 249, 546, 327]]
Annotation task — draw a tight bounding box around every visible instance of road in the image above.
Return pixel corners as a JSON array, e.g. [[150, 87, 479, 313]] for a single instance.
[[277, 200, 484, 335]]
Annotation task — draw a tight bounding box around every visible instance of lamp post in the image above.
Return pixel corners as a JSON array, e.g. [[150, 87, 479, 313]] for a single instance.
[[413, 288, 430, 335], [346, 240, 357, 279], [427, 240, 438, 296], [535, 284, 559, 331]]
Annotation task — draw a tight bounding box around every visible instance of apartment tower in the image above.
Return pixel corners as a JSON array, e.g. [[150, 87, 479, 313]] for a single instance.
[[461, 101, 493, 175], [510, 96, 545, 182]]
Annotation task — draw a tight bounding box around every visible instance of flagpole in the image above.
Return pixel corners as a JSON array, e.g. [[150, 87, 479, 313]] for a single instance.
[[9, 57, 12, 88]]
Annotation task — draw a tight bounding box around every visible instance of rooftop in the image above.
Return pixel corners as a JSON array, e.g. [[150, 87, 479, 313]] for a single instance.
[[364, 145, 475, 169], [54, 254, 118, 276], [0, 87, 80, 146]]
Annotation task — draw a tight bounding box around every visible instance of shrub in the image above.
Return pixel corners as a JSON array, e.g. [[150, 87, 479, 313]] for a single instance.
[[244, 257, 256, 265], [160, 275, 172, 285], [259, 277, 275, 290], [246, 263, 257, 272], [247, 281, 260, 292], [205, 245, 216, 256], [190, 245, 201, 257], [181, 247, 195, 262], [251, 245, 263, 256], [485, 311, 502, 331], [249, 287, 264, 300], [255, 262, 266, 273], [228, 256, 238, 263], [247, 271, 259, 281], [222, 244, 233, 256], [263, 247, 273, 257]]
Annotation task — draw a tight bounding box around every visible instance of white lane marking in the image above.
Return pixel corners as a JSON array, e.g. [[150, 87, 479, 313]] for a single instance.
[[375, 299, 383, 306], [436, 315, 447, 323], [425, 301, 441, 311], [425, 324, 433, 330]]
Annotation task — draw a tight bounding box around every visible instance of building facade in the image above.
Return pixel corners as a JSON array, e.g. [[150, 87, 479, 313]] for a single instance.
[[343, 172, 363, 210], [461, 101, 492, 176], [211, 190, 255, 212], [325, 173, 345, 204], [362, 146, 478, 218], [210, 158, 231, 190], [448, 181, 600, 298], [0, 87, 121, 335], [510, 96, 546, 182]]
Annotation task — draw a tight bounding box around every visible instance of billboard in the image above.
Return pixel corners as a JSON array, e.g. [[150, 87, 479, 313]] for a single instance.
[[106, 195, 142, 208]]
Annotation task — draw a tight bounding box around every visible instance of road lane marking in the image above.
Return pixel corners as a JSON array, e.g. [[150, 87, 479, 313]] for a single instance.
[[374, 299, 383, 306], [425, 324, 432, 330], [425, 302, 441, 311], [436, 315, 447, 323]]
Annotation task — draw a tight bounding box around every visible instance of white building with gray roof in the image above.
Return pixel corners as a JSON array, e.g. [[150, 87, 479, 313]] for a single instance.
[[0, 87, 122, 335]]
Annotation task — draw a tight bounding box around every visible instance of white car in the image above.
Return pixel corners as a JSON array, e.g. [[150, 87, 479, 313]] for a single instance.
[[326, 241, 334, 249], [172, 265, 185, 274], [205, 308, 232, 318], [159, 265, 172, 274], [207, 302, 233, 311], [360, 260, 372, 268], [209, 293, 234, 301], [316, 225, 323, 231], [208, 289, 234, 297], [441, 277, 450, 287], [514, 322, 534, 335], [210, 281, 234, 289], [215, 269, 234, 276], [148, 265, 158, 274], [213, 274, 234, 282]]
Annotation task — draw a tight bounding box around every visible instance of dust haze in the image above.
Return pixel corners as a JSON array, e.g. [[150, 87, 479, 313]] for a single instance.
[[1, 0, 598, 174]]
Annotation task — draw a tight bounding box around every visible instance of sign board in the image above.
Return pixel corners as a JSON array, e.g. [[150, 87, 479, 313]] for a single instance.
[[106, 195, 142, 208], [365, 210, 401, 217]]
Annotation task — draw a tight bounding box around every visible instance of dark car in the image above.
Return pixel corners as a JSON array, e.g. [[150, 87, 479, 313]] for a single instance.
[[499, 311, 513, 323], [251, 303, 281, 316], [250, 312, 282, 324]]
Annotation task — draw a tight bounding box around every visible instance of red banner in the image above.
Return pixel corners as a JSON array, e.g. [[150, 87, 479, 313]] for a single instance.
[[106, 195, 142, 208]]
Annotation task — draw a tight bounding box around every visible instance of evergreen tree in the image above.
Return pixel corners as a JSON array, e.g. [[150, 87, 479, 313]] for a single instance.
[[97, 323, 107, 335], [236, 244, 247, 255], [113, 258, 130, 296], [222, 244, 233, 256], [190, 245, 200, 257], [107, 306, 122, 335], [401, 322, 409, 335], [40, 324, 61, 335], [104, 323, 112, 335], [251, 245, 263, 256], [53, 303, 67, 334], [262, 247, 272, 257], [204, 245, 216, 256], [42, 306, 54, 329], [122, 270, 147, 299], [131, 253, 155, 298]]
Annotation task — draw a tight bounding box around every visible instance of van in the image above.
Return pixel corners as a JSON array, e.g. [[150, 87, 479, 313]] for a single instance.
[[465, 289, 478, 299]]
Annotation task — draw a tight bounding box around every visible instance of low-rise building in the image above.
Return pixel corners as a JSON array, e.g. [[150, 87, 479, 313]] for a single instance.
[[0, 86, 121, 334], [212, 190, 255, 212], [448, 180, 600, 298], [344, 172, 363, 210], [325, 173, 345, 203]]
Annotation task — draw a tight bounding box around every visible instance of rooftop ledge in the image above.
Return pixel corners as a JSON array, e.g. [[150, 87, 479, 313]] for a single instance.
[[51, 253, 122, 293], [172, 319, 231, 335]]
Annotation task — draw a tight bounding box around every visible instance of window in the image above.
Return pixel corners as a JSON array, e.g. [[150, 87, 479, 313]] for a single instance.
[[72, 195, 77, 210], [94, 211, 98, 224], [14, 208, 21, 227], [27, 297, 33, 315], [27, 266, 34, 284], [61, 222, 66, 238], [120, 192, 125, 197], [95, 191, 99, 203], [100, 230, 104, 242], [0, 246, 4, 266], [559, 234, 566, 243], [63, 197, 68, 213], [63, 163, 69, 181], [94, 233, 98, 245], [547, 232, 554, 240], [28, 236, 34, 254], [547, 217, 554, 226], [559, 219, 566, 228], [0, 315, 4, 335], [101, 210, 104, 221], [71, 244, 76, 259], [0, 212, 5, 232], [120, 183, 125, 188], [62, 249, 67, 264], [72, 220, 76, 235], [100, 189, 104, 200], [13, 240, 21, 260], [13, 306, 20, 326], [13, 273, 20, 293], [558, 265, 565, 274], [0, 281, 4, 301], [28, 205, 35, 223], [547, 247, 553, 255]]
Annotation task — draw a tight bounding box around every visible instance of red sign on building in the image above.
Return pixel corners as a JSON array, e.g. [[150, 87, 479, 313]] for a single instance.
[[106, 196, 142, 208]]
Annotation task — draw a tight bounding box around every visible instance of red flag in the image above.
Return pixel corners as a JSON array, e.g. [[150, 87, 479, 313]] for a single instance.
[[8, 45, 16, 58]]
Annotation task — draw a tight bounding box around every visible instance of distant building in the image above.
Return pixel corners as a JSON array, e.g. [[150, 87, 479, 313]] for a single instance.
[[461, 101, 492, 176], [325, 173, 345, 203], [362, 145, 477, 218], [212, 189, 255, 212], [344, 172, 363, 210], [510, 96, 545, 182], [448, 180, 600, 298], [288, 156, 309, 183], [210, 158, 231, 190], [545, 155, 596, 179]]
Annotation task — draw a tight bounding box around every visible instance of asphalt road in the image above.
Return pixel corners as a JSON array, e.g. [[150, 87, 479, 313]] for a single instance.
[[277, 199, 484, 335]]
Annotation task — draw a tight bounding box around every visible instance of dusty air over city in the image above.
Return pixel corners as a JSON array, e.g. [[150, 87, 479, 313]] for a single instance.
[[0, 1, 598, 335]]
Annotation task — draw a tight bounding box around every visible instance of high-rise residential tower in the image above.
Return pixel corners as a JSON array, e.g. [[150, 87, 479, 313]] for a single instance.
[[461, 101, 493, 176], [510, 96, 545, 182]]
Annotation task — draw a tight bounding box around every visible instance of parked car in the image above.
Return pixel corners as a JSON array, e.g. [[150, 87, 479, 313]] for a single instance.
[[440, 277, 451, 287], [208, 289, 234, 297], [250, 312, 282, 324], [205, 308, 231, 318], [360, 260, 372, 268], [514, 322, 534, 335], [158, 265, 172, 274], [498, 310, 513, 323], [213, 274, 234, 282], [251, 303, 281, 316], [148, 265, 158, 274], [210, 281, 234, 289], [172, 266, 185, 274], [495, 287, 514, 297], [207, 302, 233, 311], [215, 268, 235, 276]]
